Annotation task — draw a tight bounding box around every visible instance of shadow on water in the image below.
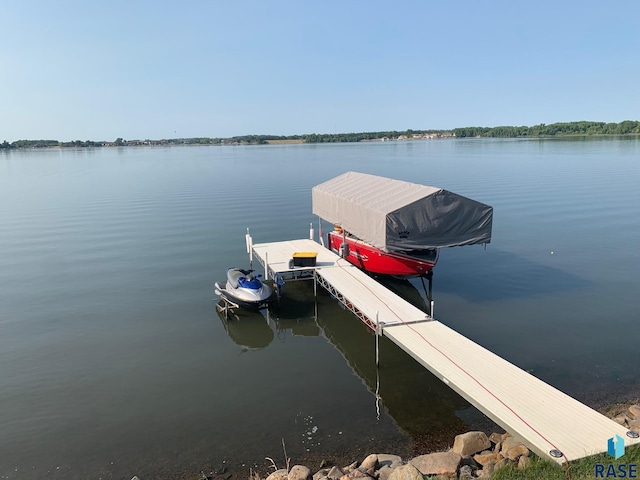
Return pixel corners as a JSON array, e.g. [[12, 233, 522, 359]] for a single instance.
[[433, 247, 591, 302], [216, 280, 472, 451]]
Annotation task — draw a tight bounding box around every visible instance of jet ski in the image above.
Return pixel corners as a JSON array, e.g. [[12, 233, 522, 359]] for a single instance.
[[215, 268, 274, 309]]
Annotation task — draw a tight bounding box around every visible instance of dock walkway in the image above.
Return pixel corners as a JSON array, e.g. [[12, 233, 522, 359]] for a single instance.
[[251, 238, 639, 463]]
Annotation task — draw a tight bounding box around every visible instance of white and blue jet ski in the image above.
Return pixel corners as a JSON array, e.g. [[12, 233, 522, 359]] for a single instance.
[[215, 268, 274, 309]]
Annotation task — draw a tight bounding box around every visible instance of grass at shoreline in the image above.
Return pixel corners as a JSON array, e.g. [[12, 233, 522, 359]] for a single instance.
[[490, 444, 640, 480]]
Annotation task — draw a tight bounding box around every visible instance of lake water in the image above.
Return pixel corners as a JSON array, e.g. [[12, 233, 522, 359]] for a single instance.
[[1, 137, 639, 479]]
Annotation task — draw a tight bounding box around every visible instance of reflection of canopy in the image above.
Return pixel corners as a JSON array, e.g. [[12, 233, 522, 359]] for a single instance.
[[312, 172, 493, 251]]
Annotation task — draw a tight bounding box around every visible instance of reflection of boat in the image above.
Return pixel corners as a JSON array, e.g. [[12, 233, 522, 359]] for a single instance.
[[312, 172, 493, 278], [215, 303, 274, 350], [214, 268, 273, 309]]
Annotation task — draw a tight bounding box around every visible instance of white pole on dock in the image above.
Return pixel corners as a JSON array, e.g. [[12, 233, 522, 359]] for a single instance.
[[245, 228, 251, 253], [264, 252, 269, 280], [309, 223, 314, 241], [375, 311, 380, 367], [318, 216, 324, 247], [430, 300, 435, 319]]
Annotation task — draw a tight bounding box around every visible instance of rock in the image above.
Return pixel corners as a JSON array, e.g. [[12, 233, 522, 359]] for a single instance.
[[360, 454, 378, 471], [377, 466, 394, 480], [327, 467, 344, 480], [628, 418, 640, 433], [266, 469, 288, 480], [628, 404, 640, 419], [314, 469, 330, 480], [493, 458, 514, 471], [505, 444, 530, 461], [131, 477, 140, 480], [458, 465, 473, 480], [518, 455, 531, 469], [289, 465, 312, 480], [320, 460, 332, 469], [452, 431, 491, 456], [343, 462, 358, 474], [459, 455, 478, 471], [614, 414, 630, 426], [473, 452, 502, 467], [478, 461, 495, 478], [488, 432, 504, 444], [377, 454, 403, 469], [386, 464, 424, 480], [493, 442, 501, 454], [410, 451, 461, 477], [339, 469, 371, 480], [500, 436, 525, 457]]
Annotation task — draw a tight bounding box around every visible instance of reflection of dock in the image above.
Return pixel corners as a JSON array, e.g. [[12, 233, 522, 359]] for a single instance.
[[251, 237, 640, 464]]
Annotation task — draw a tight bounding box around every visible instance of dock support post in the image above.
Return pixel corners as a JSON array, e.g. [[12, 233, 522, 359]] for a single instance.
[[310, 223, 314, 241], [375, 312, 383, 367], [246, 228, 253, 268], [264, 252, 269, 280], [421, 271, 434, 317]]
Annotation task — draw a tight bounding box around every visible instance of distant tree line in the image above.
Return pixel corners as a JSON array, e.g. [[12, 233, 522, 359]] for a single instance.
[[2, 121, 639, 150], [452, 121, 640, 138]]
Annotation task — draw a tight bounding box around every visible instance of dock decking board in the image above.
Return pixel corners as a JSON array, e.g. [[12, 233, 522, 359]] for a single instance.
[[250, 239, 639, 463]]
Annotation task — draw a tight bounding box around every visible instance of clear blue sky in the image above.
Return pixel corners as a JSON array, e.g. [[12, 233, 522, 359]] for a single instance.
[[1, 1, 638, 142]]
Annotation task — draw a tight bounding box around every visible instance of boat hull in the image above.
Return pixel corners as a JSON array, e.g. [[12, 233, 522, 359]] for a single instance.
[[214, 280, 273, 309], [327, 231, 438, 278]]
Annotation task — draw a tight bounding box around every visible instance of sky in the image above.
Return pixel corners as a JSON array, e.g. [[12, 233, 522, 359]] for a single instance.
[[1, 0, 638, 142]]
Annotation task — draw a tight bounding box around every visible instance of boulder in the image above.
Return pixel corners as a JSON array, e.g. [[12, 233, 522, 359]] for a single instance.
[[452, 431, 490, 456], [614, 414, 629, 426], [410, 451, 461, 477], [518, 455, 531, 469], [628, 404, 640, 419], [360, 454, 378, 471], [266, 469, 288, 480], [289, 465, 312, 480], [628, 418, 640, 433], [458, 465, 474, 480], [477, 461, 495, 478], [377, 454, 403, 469], [473, 452, 502, 467], [327, 467, 344, 480], [505, 444, 530, 462], [377, 466, 394, 480], [488, 432, 505, 444], [314, 469, 330, 480], [386, 463, 424, 480], [493, 458, 514, 471], [343, 462, 358, 474], [500, 436, 525, 456], [339, 469, 372, 480]]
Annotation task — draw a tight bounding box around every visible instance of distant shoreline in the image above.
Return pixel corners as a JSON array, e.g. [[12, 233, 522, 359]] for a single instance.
[[2, 121, 639, 150]]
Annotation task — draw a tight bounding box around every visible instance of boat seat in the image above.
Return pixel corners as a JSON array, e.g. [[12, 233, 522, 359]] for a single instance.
[[227, 268, 244, 289]]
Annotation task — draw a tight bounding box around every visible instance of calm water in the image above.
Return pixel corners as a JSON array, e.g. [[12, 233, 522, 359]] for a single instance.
[[1, 138, 639, 479]]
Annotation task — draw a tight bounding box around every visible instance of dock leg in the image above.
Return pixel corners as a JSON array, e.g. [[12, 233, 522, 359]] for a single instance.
[[420, 271, 434, 317]]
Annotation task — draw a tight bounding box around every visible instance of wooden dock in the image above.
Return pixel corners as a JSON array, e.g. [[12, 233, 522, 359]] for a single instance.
[[251, 238, 640, 464]]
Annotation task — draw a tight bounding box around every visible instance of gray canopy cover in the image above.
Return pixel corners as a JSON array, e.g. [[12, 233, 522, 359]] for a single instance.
[[312, 172, 493, 251]]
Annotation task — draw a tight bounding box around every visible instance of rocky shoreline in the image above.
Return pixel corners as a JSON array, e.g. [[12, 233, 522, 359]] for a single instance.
[[128, 402, 639, 480]]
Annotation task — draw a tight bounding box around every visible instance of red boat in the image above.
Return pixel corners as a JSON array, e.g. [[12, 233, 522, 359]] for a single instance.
[[327, 228, 438, 278], [312, 172, 493, 279]]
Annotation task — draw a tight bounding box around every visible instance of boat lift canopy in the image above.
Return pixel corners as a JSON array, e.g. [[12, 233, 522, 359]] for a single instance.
[[312, 172, 493, 251]]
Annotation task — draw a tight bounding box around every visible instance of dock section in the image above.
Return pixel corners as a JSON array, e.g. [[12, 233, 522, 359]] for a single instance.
[[250, 238, 640, 463]]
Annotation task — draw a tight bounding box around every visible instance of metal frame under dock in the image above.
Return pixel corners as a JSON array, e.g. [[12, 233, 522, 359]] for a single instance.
[[250, 237, 640, 464]]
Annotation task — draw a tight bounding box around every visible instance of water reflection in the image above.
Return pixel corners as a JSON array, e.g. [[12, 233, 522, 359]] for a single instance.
[[216, 278, 472, 450]]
